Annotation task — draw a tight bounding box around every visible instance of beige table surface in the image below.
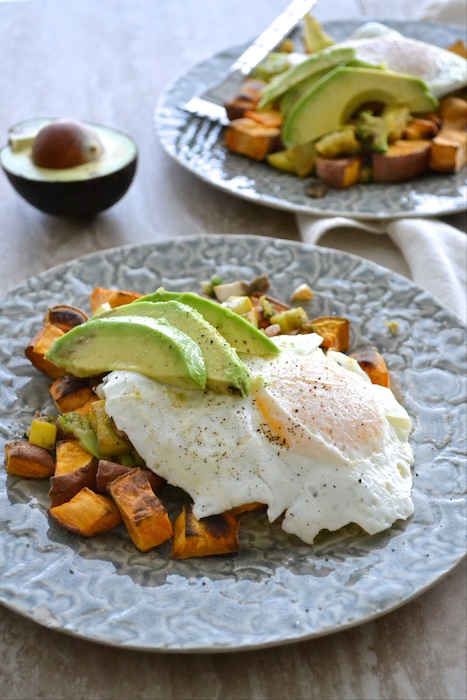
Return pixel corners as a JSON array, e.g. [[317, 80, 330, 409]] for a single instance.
[[0, 1, 466, 699]]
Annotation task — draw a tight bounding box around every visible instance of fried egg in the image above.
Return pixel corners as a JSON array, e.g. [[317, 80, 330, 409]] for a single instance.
[[336, 22, 467, 97], [100, 334, 414, 544]]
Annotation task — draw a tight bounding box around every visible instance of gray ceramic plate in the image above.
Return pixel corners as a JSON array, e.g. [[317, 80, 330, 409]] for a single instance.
[[155, 20, 467, 220], [0, 235, 465, 651]]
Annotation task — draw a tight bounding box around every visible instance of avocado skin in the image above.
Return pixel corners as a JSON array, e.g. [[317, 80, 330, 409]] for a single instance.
[[136, 290, 280, 356], [97, 300, 251, 396], [283, 66, 439, 147], [1, 156, 137, 218], [45, 315, 207, 390]]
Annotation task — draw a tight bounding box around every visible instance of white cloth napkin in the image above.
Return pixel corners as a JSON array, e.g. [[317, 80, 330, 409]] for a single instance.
[[297, 215, 467, 322], [296, 0, 467, 323], [418, 0, 467, 24]]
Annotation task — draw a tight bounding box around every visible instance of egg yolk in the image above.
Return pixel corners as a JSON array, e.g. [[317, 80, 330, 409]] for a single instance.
[[254, 353, 387, 461]]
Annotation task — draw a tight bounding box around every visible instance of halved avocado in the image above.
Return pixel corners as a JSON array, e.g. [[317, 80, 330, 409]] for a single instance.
[[0, 118, 138, 217]]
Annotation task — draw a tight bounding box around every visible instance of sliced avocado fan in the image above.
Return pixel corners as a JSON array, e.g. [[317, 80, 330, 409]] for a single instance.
[[283, 66, 439, 147], [46, 315, 207, 390], [258, 46, 356, 110], [96, 300, 251, 396], [136, 289, 280, 356]]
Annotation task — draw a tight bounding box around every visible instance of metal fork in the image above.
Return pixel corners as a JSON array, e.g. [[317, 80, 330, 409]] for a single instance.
[[182, 0, 318, 123]]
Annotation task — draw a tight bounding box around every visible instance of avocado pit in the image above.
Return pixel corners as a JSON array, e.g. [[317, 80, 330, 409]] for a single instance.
[[0, 117, 138, 217], [31, 120, 103, 169]]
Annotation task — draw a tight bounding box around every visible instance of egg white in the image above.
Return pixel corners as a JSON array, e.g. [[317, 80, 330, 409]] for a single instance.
[[336, 22, 467, 98], [100, 334, 414, 544]]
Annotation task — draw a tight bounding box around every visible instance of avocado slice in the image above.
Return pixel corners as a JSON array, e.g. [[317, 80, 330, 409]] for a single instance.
[[96, 300, 251, 396], [278, 58, 384, 118], [303, 14, 336, 54], [267, 141, 317, 177], [136, 289, 280, 356], [279, 71, 329, 118], [283, 66, 439, 147], [258, 46, 355, 110], [88, 399, 133, 456], [46, 315, 207, 390]]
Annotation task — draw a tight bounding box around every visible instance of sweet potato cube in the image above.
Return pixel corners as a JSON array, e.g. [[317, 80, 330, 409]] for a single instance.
[[227, 502, 266, 517], [49, 439, 98, 506], [90, 287, 143, 314], [440, 97, 467, 132], [225, 97, 257, 121], [55, 439, 97, 476], [316, 156, 361, 189], [74, 397, 99, 416], [429, 128, 467, 173], [108, 468, 172, 551], [447, 39, 467, 58], [48, 459, 98, 507], [225, 118, 282, 161], [96, 460, 164, 493], [372, 139, 431, 183], [171, 504, 239, 559], [25, 323, 66, 379], [311, 316, 350, 352], [404, 117, 439, 140], [245, 108, 283, 129], [48, 487, 122, 536], [95, 460, 133, 493], [238, 78, 267, 103], [5, 441, 55, 478], [49, 440, 98, 506], [351, 349, 391, 388], [224, 78, 267, 120], [44, 304, 88, 332], [50, 375, 96, 413]]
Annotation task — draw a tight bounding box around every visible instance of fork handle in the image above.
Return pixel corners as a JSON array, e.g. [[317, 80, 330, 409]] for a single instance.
[[231, 0, 318, 76]]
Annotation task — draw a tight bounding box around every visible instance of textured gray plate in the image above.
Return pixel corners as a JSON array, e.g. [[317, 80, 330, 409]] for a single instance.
[[0, 234, 465, 652], [155, 20, 467, 220]]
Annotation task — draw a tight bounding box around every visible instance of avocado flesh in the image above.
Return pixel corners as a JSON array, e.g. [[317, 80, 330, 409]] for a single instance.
[[303, 14, 336, 54], [45, 315, 207, 390], [283, 66, 439, 147], [136, 289, 280, 356], [279, 59, 385, 118], [96, 300, 251, 396], [258, 46, 356, 109], [279, 71, 328, 118], [267, 141, 317, 177]]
